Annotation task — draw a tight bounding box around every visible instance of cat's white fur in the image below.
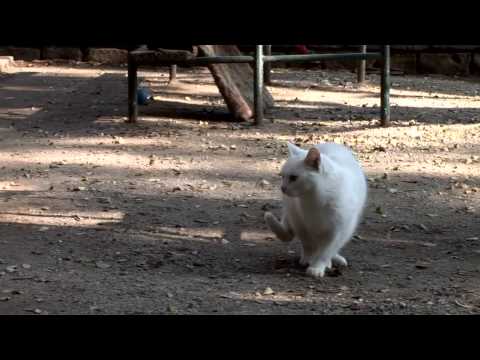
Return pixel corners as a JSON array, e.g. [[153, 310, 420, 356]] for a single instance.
[[264, 142, 368, 278]]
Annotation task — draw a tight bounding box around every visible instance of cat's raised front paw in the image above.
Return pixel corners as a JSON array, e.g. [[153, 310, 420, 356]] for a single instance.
[[264, 212, 278, 234], [264, 211, 276, 225], [264, 212, 293, 242]]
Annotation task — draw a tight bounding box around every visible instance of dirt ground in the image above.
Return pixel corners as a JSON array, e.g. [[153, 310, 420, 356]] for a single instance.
[[0, 62, 479, 315]]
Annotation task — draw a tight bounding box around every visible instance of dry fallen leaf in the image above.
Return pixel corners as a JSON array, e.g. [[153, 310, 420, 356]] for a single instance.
[[415, 262, 430, 270], [454, 300, 474, 309], [257, 179, 271, 188], [5, 265, 17, 273], [95, 261, 111, 269], [418, 224, 429, 232], [263, 287, 274, 295]]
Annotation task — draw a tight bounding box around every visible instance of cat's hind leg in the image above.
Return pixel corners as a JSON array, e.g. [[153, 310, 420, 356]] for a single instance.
[[264, 212, 294, 242], [307, 219, 357, 277], [306, 233, 345, 278]]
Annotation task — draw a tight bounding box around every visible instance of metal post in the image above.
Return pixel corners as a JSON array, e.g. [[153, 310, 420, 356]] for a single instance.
[[357, 45, 367, 83], [380, 45, 390, 127], [127, 52, 138, 123], [254, 45, 264, 126], [169, 64, 177, 83], [264, 45, 272, 85]]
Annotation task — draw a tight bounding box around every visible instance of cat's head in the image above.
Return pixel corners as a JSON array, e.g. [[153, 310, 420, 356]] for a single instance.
[[280, 143, 321, 197]]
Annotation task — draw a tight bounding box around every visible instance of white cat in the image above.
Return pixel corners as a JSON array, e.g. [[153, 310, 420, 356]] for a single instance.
[[264, 142, 368, 278]]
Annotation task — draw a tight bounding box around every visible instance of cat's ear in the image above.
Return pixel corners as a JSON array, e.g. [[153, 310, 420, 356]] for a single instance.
[[287, 142, 303, 157], [304, 147, 321, 170]]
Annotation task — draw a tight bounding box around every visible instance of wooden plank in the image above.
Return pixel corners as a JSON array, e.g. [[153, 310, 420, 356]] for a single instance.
[[198, 45, 274, 122]]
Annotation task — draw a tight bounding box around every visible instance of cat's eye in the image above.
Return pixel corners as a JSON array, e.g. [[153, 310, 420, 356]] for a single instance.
[[289, 175, 298, 182]]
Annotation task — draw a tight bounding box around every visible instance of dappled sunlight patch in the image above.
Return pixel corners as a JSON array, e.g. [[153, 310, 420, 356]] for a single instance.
[[143, 226, 226, 244], [151, 85, 220, 100], [16, 67, 121, 77], [359, 235, 440, 248], [273, 102, 327, 110], [271, 86, 480, 110], [1, 85, 57, 92], [240, 230, 274, 244], [0, 147, 277, 188], [0, 181, 46, 192], [51, 136, 173, 148], [0, 208, 125, 228], [0, 106, 43, 121], [219, 289, 318, 305], [139, 68, 211, 81], [0, 150, 144, 170]]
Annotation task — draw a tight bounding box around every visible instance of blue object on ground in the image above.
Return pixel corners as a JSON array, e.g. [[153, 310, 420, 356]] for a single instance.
[[137, 87, 153, 105]]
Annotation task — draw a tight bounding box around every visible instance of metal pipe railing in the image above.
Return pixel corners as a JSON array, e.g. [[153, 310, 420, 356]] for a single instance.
[[263, 52, 381, 63], [128, 45, 391, 127]]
